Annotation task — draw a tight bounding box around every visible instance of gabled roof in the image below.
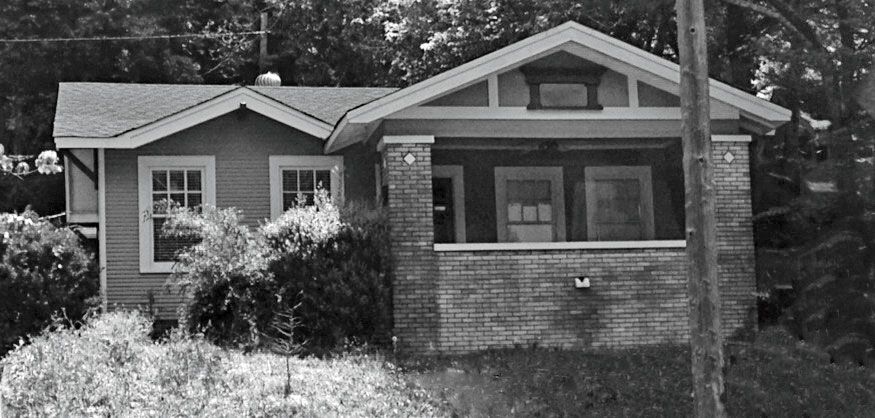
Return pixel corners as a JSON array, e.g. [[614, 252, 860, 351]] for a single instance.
[[53, 83, 396, 148], [324, 21, 792, 152]]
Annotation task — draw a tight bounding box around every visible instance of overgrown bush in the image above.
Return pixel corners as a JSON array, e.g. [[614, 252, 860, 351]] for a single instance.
[[264, 197, 393, 350], [0, 311, 444, 416], [0, 211, 98, 356], [165, 193, 393, 352]]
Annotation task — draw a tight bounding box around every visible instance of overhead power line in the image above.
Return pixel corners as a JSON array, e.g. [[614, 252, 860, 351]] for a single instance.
[[0, 30, 268, 44]]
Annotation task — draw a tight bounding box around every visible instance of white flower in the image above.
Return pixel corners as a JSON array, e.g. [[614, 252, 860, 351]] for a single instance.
[[36, 150, 62, 174], [0, 155, 12, 172], [14, 161, 29, 175], [0, 143, 5, 156]]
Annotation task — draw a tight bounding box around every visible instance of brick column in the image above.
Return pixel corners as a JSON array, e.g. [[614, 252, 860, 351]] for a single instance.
[[712, 135, 757, 336], [378, 135, 438, 353]]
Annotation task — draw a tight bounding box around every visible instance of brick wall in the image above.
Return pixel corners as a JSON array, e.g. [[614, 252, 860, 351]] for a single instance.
[[389, 139, 757, 354], [434, 248, 689, 353], [381, 142, 439, 353], [713, 141, 757, 335]]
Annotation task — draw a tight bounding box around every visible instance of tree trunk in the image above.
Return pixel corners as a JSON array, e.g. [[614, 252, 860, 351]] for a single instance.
[[675, 0, 727, 416]]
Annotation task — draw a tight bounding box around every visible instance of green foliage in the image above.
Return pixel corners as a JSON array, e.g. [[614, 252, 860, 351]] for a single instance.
[[0, 211, 98, 356], [0, 311, 447, 417], [165, 193, 392, 352]]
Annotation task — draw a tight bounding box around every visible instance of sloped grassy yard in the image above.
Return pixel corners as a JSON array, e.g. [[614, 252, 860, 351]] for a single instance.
[[404, 327, 875, 417], [0, 312, 447, 417], [3, 314, 874, 417]]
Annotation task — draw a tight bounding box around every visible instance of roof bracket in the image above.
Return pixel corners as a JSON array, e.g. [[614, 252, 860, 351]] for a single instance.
[[60, 149, 98, 189]]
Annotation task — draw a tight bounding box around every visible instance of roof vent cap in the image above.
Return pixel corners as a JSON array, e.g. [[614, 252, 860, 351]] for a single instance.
[[254, 72, 281, 86]]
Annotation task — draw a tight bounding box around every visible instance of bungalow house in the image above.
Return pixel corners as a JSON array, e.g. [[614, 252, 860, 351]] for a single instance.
[[54, 21, 790, 353]]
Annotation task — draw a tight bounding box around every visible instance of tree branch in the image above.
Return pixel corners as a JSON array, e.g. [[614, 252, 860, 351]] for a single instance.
[[717, 0, 826, 52]]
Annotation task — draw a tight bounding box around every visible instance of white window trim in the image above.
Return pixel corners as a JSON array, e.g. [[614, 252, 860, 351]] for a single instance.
[[494, 166, 566, 242], [584, 165, 655, 241], [432, 165, 466, 243], [137, 156, 216, 274], [268, 155, 344, 219]]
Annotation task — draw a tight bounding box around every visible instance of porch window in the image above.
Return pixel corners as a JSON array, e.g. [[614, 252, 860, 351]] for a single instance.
[[584, 166, 655, 241], [137, 156, 216, 273], [494, 167, 566, 242], [268, 155, 343, 219]]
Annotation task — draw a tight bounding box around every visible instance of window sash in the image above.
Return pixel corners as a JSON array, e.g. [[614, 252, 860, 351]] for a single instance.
[[137, 156, 215, 274], [494, 167, 565, 243]]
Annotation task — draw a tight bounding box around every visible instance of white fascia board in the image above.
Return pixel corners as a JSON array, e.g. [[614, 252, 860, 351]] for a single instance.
[[389, 106, 739, 120], [342, 21, 789, 128], [55, 88, 332, 149]]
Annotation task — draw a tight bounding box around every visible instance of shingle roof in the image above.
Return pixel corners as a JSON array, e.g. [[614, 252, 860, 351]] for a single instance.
[[53, 82, 397, 138]]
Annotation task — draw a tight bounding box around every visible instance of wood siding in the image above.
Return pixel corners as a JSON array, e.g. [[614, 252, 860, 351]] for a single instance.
[[103, 110, 371, 318]]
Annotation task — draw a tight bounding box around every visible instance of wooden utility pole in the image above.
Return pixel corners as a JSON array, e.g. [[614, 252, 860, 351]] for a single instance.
[[675, 0, 726, 416], [259, 11, 268, 73]]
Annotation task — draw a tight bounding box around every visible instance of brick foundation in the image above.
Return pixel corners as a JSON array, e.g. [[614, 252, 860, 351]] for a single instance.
[[387, 139, 756, 354]]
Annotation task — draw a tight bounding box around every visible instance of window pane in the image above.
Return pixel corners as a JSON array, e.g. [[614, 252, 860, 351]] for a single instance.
[[300, 170, 315, 192], [522, 205, 538, 222], [168, 171, 185, 191], [507, 203, 522, 222], [152, 171, 167, 192], [535, 180, 550, 200], [540, 83, 588, 108], [593, 179, 643, 240], [282, 170, 298, 192], [187, 193, 202, 208], [595, 179, 641, 223], [153, 218, 199, 262], [187, 171, 201, 191], [303, 192, 315, 206], [315, 170, 331, 192], [538, 203, 552, 222], [169, 193, 185, 207], [282, 192, 297, 210], [153, 194, 168, 214]]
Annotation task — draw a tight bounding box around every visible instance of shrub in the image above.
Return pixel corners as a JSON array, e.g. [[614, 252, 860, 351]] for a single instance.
[[264, 196, 393, 350], [165, 193, 393, 352], [0, 211, 98, 356], [162, 205, 274, 347]]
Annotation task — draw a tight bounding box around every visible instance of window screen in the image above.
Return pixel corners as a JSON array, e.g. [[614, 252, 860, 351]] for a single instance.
[[151, 169, 203, 262], [281, 169, 332, 209]]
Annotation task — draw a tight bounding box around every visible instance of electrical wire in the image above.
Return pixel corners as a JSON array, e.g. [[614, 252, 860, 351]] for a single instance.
[[0, 30, 268, 44]]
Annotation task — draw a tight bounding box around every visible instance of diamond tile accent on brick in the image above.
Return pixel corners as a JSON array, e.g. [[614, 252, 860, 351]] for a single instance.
[[403, 153, 417, 165], [723, 151, 735, 163]]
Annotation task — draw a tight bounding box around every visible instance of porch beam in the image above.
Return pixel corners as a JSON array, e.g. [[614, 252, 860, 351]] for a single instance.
[[376, 135, 435, 152], [711, 134, 751, 142], [389, 106, 739, 120]]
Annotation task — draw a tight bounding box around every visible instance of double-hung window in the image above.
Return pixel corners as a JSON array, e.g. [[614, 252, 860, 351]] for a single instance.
[[137, 156, 216, 273], [269, 156, 343, 218], [494, 167, 566, 242]]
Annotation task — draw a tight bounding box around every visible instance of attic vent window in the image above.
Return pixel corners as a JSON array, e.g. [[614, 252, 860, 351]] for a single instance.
[[520, 65, 607, 110]]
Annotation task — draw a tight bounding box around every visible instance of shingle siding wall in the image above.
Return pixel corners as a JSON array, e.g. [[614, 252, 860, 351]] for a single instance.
[[104, 111, 330, 318], [391, 139, 757, 354]]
